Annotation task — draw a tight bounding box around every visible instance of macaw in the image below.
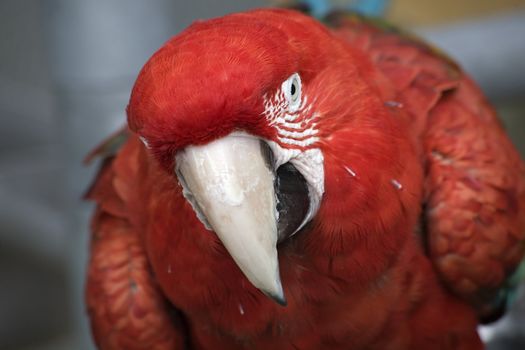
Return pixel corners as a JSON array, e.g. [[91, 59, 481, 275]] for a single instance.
[[85, 8, 525, 350]]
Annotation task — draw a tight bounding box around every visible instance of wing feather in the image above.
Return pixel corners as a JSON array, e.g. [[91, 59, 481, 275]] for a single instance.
[[86, 136, 188, 349], [326, 11, 525, 319]]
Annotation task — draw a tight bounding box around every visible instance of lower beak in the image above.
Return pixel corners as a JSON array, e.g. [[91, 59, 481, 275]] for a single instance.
[[175, 133, 286, 305]]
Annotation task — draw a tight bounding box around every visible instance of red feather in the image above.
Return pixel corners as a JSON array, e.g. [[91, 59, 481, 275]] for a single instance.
[[85, 9, 524, 349]]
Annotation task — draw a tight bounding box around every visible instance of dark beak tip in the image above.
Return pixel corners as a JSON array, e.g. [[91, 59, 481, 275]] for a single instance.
[[267, 292, 287, 307], [276, 297, 288, 307]]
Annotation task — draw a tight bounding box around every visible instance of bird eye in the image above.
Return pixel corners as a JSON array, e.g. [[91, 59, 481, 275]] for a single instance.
[[283, 73, 301, 112], [290, 80, 297, 98]]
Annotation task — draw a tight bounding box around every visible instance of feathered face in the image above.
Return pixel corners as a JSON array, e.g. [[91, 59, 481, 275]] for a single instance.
[[127, 9, 393, 304]]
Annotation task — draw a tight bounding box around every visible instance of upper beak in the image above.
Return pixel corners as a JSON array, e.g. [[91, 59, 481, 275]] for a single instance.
[[175, 133, 286, 305]]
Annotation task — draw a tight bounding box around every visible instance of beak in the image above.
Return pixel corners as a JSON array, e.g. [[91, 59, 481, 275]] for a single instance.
[[175, 133, 286, 305]]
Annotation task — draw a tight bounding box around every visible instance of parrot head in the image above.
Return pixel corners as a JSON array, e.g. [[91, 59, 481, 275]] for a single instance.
[[127, 9, 411, 305]]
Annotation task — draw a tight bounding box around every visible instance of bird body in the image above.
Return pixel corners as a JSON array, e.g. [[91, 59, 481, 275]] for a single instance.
[[86, 9, 525, 350]]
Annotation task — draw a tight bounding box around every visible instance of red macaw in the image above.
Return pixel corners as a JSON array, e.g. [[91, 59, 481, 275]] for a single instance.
[[85, 8, 525, 350]]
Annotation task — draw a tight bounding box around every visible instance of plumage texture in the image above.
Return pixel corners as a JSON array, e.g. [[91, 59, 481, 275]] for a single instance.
[[86, 9, 525, 349]]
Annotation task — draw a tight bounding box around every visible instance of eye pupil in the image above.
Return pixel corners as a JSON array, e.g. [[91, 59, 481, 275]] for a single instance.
[[290, 83, 296, 96]]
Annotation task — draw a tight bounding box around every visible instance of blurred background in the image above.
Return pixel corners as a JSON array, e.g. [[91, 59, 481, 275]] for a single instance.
[[0, 0, 524, 349]]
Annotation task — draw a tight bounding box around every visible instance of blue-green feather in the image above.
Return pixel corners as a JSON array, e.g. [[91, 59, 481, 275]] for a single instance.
[[296, 0, 389, 18], [505, 257, 525, 307]]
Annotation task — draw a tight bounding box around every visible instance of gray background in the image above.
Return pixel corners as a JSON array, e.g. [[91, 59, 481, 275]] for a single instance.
[[0, 1, 523, 349]]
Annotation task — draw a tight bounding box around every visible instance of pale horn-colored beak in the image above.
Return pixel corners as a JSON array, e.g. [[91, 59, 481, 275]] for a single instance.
[[175, 133, 286, 305]]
